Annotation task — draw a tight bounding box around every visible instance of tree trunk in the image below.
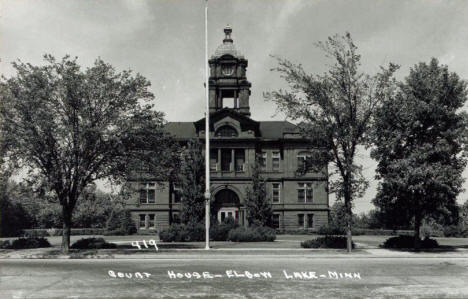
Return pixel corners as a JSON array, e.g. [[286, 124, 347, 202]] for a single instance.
[[62, 206, 72, 253], [344, 191, 353, 253], [414, 212, 421, 252]]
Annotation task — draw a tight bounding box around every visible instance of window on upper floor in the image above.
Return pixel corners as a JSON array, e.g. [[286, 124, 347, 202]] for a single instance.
[[297, 151, 312, 170], [272, 183, 281, 203], [235, 149, 245, 172], [272, 151, 280, 171], [259, 151, 267, 169], [139, 183, 156, 204], [173, 184, 182, 203], [215, 125, 238, 137], [221, 149, 232, 171], [297, 183, 313, 203], [210, 149, 218, 171]]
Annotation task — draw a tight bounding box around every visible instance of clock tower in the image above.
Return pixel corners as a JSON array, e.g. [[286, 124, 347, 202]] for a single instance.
[[208, 26, 252, 117]]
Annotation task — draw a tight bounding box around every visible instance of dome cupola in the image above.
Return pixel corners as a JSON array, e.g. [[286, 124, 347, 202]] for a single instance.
[[212, 26, 244, 59]]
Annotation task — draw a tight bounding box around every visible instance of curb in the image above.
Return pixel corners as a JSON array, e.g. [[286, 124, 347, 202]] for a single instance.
[[1, 248, 468, 259]]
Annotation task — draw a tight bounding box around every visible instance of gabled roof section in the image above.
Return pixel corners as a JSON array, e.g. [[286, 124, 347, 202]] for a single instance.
[[194, 108, 260, 136], [165, 109, 304, 140]]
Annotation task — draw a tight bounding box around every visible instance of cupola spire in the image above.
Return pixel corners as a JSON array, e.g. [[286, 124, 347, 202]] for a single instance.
[[223, 25, 233, 43]]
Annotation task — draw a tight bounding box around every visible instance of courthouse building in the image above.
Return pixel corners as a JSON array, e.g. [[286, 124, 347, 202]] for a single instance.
[[127, 27, 329, 232]]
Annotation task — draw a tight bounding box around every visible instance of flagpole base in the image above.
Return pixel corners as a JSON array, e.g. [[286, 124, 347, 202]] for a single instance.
[[204, 191, 211, 250]]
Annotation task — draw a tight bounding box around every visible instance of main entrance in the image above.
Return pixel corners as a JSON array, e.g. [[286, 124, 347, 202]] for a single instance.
[[213, 189, 242, 223], [218, 207, 238, 222]]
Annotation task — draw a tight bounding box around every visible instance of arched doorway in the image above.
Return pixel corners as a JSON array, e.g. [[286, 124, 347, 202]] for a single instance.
[[213, 189, 240, 223]]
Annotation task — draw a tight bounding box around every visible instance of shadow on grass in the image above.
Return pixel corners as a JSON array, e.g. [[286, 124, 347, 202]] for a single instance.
[[379, 245, 460, 253]]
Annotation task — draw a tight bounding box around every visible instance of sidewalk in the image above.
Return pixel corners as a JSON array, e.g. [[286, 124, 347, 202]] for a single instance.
[[1, 246, 468, 259]]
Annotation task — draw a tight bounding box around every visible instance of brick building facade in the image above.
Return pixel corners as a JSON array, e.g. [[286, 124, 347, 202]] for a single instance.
[[127, 27, 329, 233]]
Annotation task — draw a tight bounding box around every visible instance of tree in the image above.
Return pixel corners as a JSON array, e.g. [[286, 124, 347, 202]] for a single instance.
[[265, 33, 397, 252], [245, 156, 273, 227], [354, 209, 382, 229], [0, 55, 177, 252], [371, 58, 468, 250], [328, 201, 348, 229], [72, 186, 117, 228], [177, 139, 205, 225], [0, 178, 32, 237]]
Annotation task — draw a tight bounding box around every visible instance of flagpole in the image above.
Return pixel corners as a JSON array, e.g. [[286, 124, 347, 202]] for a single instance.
[[204, 0, 211, 250]]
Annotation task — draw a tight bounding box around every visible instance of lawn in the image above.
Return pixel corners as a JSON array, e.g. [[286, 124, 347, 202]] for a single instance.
[[3, 234, 468, 250]]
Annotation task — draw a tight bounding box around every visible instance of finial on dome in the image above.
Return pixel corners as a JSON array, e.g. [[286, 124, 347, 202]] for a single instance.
[[223, 25, 233, 43]]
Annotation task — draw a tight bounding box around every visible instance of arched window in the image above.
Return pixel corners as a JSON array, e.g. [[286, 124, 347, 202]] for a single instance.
[[215, 125, 238, 137]]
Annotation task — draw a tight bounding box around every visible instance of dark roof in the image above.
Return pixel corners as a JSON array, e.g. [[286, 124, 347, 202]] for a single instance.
[[259, 121, 298, 139], [164, 122, 196, 139], [164, 120, 299, 139]]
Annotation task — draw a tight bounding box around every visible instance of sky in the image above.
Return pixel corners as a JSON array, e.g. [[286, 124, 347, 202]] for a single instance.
[[1, 0, 468, 213]]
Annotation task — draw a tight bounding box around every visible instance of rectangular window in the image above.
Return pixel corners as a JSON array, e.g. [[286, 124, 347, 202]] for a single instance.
[[272, 214, 280, 229], [298, 214, 304, 227], [139, 189, 146, 204], [148, 214, 155, 229], [172, 213, 180, 224], [307, 214, 314, 228], [221, 149, 231, 171], [272, 183, 281, 203], [210, 149, 218, 171], [139, 214, 146, 229], [148, 189, 155, 203], [272, 151, 280, 171], [306, 186, 313, 203], [297, 183, 313, 203], [173, 184, 182, 203], [260, 151, 267, 169], [297, 184, 305, 202], [297, 151, 312, 171], [235, 149, 245, 172], [139, 183, 156, 204]]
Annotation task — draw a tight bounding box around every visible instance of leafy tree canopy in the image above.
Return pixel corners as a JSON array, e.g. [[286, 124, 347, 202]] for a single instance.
[[177, 139, 205, 224], [245, 156, 273, 227], [371, 58, 468, 249], [0, 55, 178, 251], [265, 33, 397, 251]]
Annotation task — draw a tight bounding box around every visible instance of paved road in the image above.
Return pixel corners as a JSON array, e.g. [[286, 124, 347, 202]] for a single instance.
[[1, 256, 468, 299]]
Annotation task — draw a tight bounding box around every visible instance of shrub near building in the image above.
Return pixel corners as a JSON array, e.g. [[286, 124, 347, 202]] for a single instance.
[[159, 218, 276, 242], [301, 236, 355, 249], [0, 237, 51, 249], [159, 222, 205, 242], [71, 238, 117, 249], [381, 235, 439, 249]]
